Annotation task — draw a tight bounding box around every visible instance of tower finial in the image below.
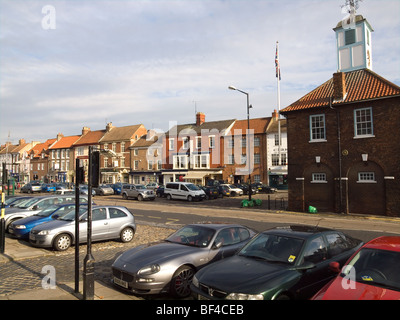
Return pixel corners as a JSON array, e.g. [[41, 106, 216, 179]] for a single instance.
[[341, 0, 363, 14]]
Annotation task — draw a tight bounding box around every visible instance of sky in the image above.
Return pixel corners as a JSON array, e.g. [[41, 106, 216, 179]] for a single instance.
[[1, 0, 399, 144]]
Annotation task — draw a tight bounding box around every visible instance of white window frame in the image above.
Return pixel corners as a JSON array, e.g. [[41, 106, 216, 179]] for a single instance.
[[310, 114, 326, 142], [312, 173, 327, 183], [169, 138, 175, 151], [358, 172, 376, 183], [209, 135, 215, 149], [195, 136, 202, 149], [173, 155, 188, 169], [354, 107, 374, 138]]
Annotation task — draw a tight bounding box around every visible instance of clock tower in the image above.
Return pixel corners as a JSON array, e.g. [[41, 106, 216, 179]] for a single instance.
[[333, 1, 373, 72]]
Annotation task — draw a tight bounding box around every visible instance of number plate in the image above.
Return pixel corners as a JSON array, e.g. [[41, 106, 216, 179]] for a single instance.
[[29, 233, 35, 241], [114, 277, 128, 289]]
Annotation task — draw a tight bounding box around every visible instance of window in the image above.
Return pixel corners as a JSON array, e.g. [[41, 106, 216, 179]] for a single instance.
[[173, 155, 188, 169], [354, 107, 373, 137], [182, 137, 189, 150], [326, 233, 351, 257], [241, 137, 246, 148], [345, 29, 356, 45], [274, 134, 280, 146], [169, 138, 175, 151], [148, 161, 153, 170], [228, 154, 234, 165], [193, 154, 209, 169], [272, 154, 279, 166], [253, 175, 261, 183], [121, 142, 125, 152], [209, 136, 215, 149], [280, 153, 287, 166], [254, 137, 260, 147], [112, 143, 116, 152], [310, 114, 326, 141], [228, 137, 234, 148], [303, 237, 328, 264], [109, 208, 127, 219], [134, 160, 139, 170], [358, 172, 376, 183], [240, 154, 247, 165], [134, 149, 138, 156], [312, 173, 327, 183], [195, 136, 201, 149], [254, 153, 260, 164]]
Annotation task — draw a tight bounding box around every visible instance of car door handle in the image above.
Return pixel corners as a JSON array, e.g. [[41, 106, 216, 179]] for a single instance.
[[104, 222, 108, 225]]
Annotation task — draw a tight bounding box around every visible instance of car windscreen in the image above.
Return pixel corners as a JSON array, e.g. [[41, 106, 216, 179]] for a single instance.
[[341, 248, 400, 292], [239, 233, 304, 265], [15, 197, 41, 209], [57, 207, 88, 221], [166, 225, 216, 248], [186, 184, 200, 191], [135, 185, 146, 189]]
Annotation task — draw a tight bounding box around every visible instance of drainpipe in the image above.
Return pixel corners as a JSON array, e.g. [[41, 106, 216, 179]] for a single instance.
[[329, 97, 344, 214]]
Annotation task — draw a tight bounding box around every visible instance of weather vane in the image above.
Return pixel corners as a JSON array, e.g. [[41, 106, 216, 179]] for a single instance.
[[341, 0, 363, 14]]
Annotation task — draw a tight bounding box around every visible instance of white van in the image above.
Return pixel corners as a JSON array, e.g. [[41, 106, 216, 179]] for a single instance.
[[164, 182, 206, 202]]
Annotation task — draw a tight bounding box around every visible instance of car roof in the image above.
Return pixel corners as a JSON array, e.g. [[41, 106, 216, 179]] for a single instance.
[[263, 225, 336, 239], [186, 223, 246, 231], [363, 236, 400, 252]]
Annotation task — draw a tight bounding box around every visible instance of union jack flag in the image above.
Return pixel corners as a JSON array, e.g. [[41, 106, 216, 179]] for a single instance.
[[275, 42, 281, 81]]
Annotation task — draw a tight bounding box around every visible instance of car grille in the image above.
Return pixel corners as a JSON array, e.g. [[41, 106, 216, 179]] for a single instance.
[[112, 268, 134, 282], [199, 283, 227, 299]]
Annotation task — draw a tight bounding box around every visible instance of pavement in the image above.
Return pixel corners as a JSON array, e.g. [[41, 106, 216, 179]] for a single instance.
[[1, 193, 400, 300]]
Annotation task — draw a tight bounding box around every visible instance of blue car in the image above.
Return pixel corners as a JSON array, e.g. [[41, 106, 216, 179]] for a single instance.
[[41, 183, 57, 192], [9, 203, 88, 239]]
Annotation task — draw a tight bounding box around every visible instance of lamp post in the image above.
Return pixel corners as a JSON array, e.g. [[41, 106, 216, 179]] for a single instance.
[[228, 86, 253, 201]]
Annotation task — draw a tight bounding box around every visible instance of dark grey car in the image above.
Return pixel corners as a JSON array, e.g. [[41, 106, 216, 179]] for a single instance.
[[111, 223, 256, 298]]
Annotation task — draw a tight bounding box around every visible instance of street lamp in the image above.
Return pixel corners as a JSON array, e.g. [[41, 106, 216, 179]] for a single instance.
[[228, 86, 253, 201]]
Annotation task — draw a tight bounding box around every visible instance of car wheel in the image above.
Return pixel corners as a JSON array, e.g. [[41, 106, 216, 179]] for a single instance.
[[53, 234, 72, 251], [187, 195, 193, 202], [122, 193, 128, 200], [137, 194, 143, 201], [120, 227, 135, 243], [166, 194, 172, 200], [275, 293, 291, 300], [170, 265, 194, 298]]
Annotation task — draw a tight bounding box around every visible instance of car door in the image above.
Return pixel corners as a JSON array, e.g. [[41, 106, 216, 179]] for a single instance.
[[91, 208, 109, 241], [211, 227, 249, 261], [293, 235, 333, 299], [107, 207, 129, 238]]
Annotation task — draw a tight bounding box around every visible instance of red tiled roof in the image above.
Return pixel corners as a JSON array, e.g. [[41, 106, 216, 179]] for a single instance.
[[74, 130, 106, 146], [30, 139, 56, 157], [49, 135, 81, 149], [281, 69, 400, 113], [229, 118, 270, 135]]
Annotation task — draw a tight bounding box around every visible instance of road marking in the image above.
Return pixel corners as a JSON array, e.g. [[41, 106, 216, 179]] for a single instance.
[[148, 216, 161, 219], [166, 218, 179, 225]]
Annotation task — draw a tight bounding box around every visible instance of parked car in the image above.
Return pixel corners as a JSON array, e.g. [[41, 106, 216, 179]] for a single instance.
[[221, 184, 243, 197], [4, 195, 89, 232], [217, 185, 230, 197], [156, 185, 165, 198], [312, 236, 400, 300], [111, 223, 256, 298], [233, 183, 257, 195], [4, 196, 33, 208], [93, 184, 114, 196], [79, 185, 96, 196], [20, 181, 42, 194], [9, 203, 88, 239], [29, 205, 136, 251], [191, 225, 363, 300], [122, 184, 155, 201], [111, 183, 126, 195], [41, 183, 57, 192], [54, 189, 75, 195], [145, 182, 161, 190], [164, 182, 205, 202], [199, 186, 219, 200], [251, 183, 277, 194]]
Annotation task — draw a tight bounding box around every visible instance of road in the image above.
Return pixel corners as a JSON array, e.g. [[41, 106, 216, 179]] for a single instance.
[[1, 191, 399, 298]]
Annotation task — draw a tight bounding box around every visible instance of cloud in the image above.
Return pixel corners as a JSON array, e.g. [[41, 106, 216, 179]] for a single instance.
[[0, 0, 399, 144]]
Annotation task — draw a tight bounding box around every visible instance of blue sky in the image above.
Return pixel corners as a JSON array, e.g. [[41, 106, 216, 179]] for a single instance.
[[1, 0, 399, 144]]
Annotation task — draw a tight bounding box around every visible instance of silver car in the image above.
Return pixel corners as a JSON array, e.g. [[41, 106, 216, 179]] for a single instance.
[[111, 223, 256, 298], [4, 195, 89, 231], [93, 184, 114, 196], [29, 205, 136, 251], [121, 184, 155, 201]]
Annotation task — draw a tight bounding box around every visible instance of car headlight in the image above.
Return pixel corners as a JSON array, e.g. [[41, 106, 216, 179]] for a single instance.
[[14, 225, 26, 229], [226, 293, 264, 300], [138, 264, 160, 275], [37, 230, 50, 235]]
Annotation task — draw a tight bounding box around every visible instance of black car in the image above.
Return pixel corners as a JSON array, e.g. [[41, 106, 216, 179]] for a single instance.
[[191, 225, 363, 300], [217, 185, 230, 197], [199, 186, 219, 200], [251, 183, 277, 194], [233, 183, 257, 195]]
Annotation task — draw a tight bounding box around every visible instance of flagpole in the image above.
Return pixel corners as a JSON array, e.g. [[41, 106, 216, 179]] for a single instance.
[[276, 41, 281, 168]]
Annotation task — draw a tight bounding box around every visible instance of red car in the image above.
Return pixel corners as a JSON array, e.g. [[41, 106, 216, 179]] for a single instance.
[[312, 236, 400, 300]]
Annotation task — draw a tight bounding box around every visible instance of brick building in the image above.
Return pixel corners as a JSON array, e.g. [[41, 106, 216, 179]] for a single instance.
[[281, 13, 400, 216]]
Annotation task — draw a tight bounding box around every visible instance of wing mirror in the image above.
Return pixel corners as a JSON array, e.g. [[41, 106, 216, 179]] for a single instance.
[[213, 241, 223, 249], [329, 261, 341, 274]]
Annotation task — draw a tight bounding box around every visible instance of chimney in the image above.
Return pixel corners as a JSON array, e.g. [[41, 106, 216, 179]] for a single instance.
[[106, 122, 114, 132], [56, 133, 64, 141], [196, 112, 205, 126], [272, 109, 279, 121], [18, 139, 26, 146], [82, 127, 90, 135], [333, 72, 347, 101]]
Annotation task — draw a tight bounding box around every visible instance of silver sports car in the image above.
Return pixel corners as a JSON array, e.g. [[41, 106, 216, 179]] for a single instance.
[[111, 223, 256, 298]]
